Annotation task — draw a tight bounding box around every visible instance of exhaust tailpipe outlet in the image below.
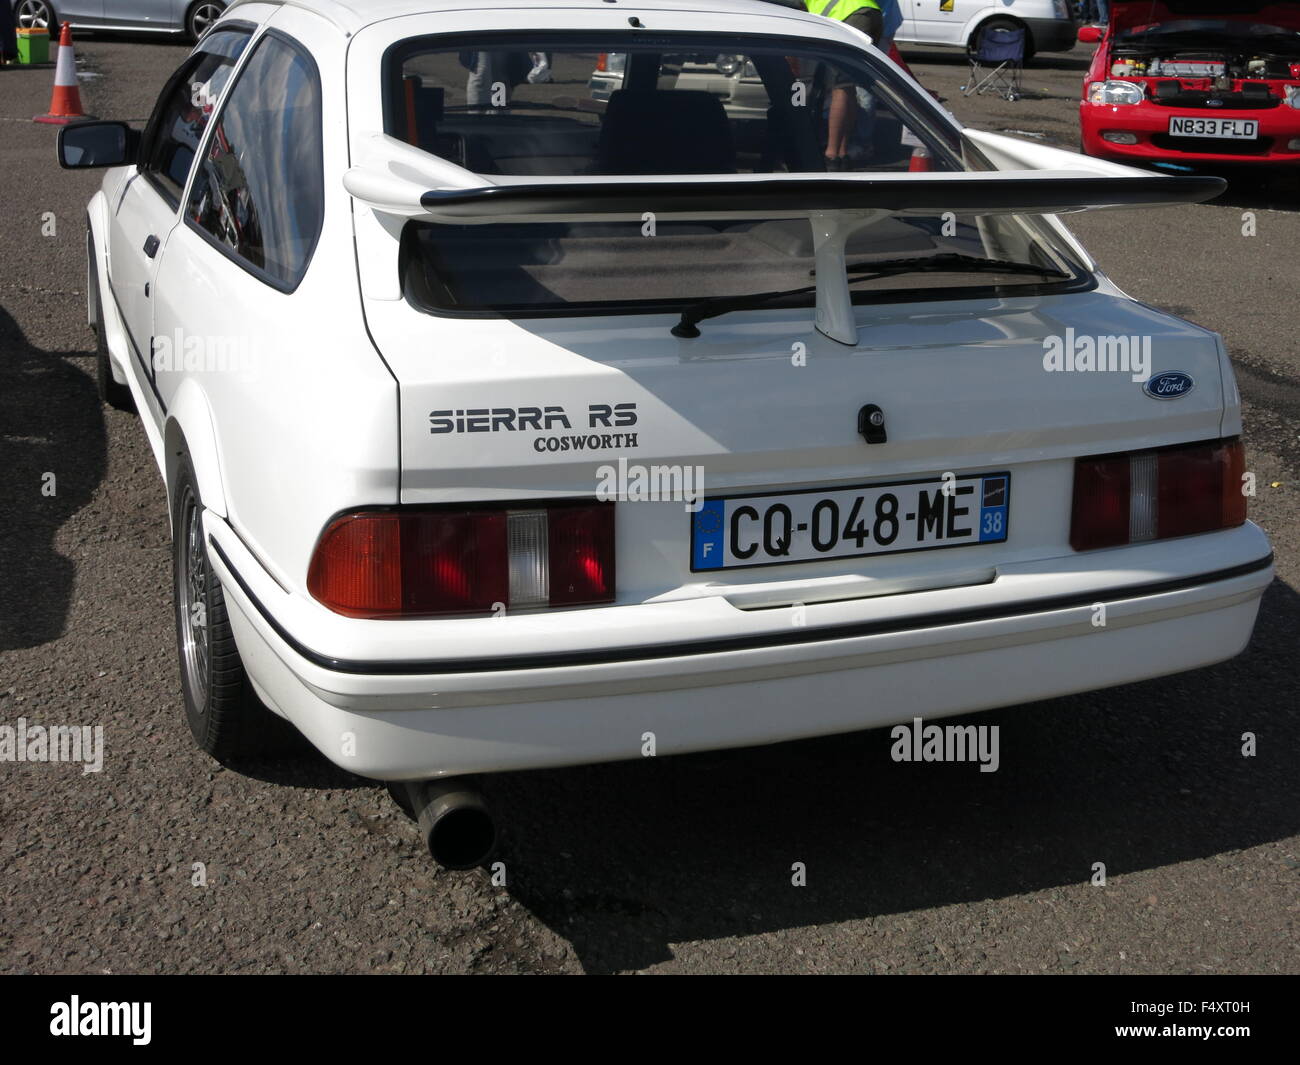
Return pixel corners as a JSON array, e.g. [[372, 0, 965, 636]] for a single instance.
[[398, 778, 498, 870]]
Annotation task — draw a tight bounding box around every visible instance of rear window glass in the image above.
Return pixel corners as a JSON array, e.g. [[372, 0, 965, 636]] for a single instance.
[[387, 33, 1083, 315], [387, 36, 959, 176], [403, 214, 1076, 315]]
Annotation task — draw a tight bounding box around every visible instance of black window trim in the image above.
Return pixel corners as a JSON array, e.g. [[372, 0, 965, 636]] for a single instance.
[[181, 27, 326, 296], [137, 20, 259, 212]]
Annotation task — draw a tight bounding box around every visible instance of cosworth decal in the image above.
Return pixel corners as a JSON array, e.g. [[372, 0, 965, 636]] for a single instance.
[[429, 403, 641, 452]]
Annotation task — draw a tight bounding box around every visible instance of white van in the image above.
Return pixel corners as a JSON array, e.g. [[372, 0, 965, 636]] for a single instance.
[[893, 0, 1078, 60]]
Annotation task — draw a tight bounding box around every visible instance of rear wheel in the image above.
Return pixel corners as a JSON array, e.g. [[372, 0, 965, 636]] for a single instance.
[[172, 458, 300, 760], [185, 1, 225, 42]]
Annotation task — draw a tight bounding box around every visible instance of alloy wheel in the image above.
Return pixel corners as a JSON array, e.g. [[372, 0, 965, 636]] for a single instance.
[[15, 0, 53, 30], [177, 488, 211, 711]]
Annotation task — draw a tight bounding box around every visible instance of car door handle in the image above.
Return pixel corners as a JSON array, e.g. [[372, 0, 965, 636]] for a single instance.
[[143, 234, 160, 258]]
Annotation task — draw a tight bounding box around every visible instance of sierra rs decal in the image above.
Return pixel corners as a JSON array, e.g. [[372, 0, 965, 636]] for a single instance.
[[429, 403, 637, 433], [430, 403, 641, 451]]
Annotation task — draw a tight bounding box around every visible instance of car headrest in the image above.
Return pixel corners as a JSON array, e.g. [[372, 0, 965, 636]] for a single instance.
[[598, 89, 736, 174]]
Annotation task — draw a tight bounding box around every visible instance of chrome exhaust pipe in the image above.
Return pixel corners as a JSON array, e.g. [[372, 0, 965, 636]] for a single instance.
[[395, 778, 498, 870]]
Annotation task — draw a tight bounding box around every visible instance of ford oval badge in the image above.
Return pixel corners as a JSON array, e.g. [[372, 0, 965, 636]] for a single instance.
[[1144, 371, 1194, 400]]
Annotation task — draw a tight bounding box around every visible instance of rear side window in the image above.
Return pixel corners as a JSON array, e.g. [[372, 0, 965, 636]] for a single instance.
[[186, 33, 324, 290], [139, 28, 251, 204]]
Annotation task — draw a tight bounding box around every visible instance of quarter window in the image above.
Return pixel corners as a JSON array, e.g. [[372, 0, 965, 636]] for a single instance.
[[186, 34, 324, 290], [139, 29, 251, 204]]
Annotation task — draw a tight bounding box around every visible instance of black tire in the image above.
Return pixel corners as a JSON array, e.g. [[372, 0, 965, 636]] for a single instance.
[[185, 1, 225, 42], [88, 232, 135, 413], [172, 458, 301, 761], [969, 16, 1034, 64]]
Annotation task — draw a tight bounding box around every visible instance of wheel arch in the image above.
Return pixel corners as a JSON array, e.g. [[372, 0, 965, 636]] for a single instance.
[[165, 382, 229, 523], [964, 11, 1027, 50]]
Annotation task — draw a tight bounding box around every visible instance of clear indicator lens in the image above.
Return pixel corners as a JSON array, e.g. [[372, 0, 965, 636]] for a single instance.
[[507, 510, 549, 608], [1129, 453, 1158, 542]]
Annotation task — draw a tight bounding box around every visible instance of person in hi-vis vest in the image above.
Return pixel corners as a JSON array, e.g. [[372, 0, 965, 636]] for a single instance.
[[805, 0, 885, 168]]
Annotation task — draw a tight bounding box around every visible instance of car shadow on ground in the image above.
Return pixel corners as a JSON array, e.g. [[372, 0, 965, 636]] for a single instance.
[[1209, 170, 1300, 215], [0, 304, 106, 653], [486, 578, 1299, 973], [221, 753, 373, 792]]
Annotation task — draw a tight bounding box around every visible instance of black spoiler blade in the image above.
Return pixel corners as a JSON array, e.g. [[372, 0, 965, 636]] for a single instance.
[[416, 173, 1225, 222]]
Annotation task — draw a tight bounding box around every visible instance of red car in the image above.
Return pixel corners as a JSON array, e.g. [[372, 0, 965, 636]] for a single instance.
[[1080, 1, 1300, 169]]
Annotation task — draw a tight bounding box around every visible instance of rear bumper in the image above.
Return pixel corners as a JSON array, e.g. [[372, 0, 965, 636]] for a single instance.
[[206, 517, 1272, 779]]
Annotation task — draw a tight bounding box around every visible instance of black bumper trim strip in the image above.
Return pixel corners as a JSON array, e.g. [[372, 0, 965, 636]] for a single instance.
[[207, 538, 1273, 678]]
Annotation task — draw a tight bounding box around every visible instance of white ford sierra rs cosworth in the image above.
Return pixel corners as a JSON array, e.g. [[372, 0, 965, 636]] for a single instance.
[[60, 0, 1273, 866]]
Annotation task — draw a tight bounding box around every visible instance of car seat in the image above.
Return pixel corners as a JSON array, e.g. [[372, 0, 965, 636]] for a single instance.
[[597, 89, 737, 174]]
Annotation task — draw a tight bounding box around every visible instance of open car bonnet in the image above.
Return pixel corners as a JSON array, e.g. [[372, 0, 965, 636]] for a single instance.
[[1107, 1, 1300, 32]]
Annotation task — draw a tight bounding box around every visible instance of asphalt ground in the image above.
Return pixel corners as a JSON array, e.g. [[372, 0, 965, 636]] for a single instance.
[[0, 36, 1296, 975]]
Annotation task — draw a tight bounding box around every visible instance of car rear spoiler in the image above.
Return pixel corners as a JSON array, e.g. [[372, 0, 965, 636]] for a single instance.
[[344, 131, 1224, 344], [408, 172, 1222, 219]]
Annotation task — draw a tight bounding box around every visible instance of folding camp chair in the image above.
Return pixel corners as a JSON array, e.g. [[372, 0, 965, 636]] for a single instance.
[[961, 26, 1025, 102]]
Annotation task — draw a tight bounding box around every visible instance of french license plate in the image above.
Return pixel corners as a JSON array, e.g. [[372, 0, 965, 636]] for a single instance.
[[690, 473, 1010, 572], [1168, 116, 1258, 140]]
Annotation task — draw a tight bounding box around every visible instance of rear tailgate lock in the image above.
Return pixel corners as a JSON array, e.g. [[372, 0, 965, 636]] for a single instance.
[[858, 404, 887, 445]]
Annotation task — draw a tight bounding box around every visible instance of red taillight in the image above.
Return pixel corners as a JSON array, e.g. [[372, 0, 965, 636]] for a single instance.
[[595, 52, 608, 72], [549, 502, 616, 606], [1070, 439, 1246, 552], [1158, 442, 1247, 538], [308, 504, 615, 618], [1070, 454, 1130, 551]]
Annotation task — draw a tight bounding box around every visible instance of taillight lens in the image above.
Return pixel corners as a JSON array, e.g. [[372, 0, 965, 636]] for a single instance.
[[308, 503, 615, 618], [1071, 453, 1131, 551], [1070, 439, 1246, 552], [549, 502, 616, 606]]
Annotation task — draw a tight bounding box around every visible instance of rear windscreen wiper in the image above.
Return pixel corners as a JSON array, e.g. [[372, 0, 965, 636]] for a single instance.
[[844, 252, 1069, 279], [671, 253, 1069, 338], [671, 283, 815, 338]]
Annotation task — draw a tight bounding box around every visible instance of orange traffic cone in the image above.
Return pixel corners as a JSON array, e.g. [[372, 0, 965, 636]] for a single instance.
[[908, 146, 932, 172], [34, 23, 93, 125]]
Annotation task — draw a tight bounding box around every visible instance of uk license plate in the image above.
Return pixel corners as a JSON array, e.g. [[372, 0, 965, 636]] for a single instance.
[[689, 473, 1010, 572], [1168, 116, 1258, 139]]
